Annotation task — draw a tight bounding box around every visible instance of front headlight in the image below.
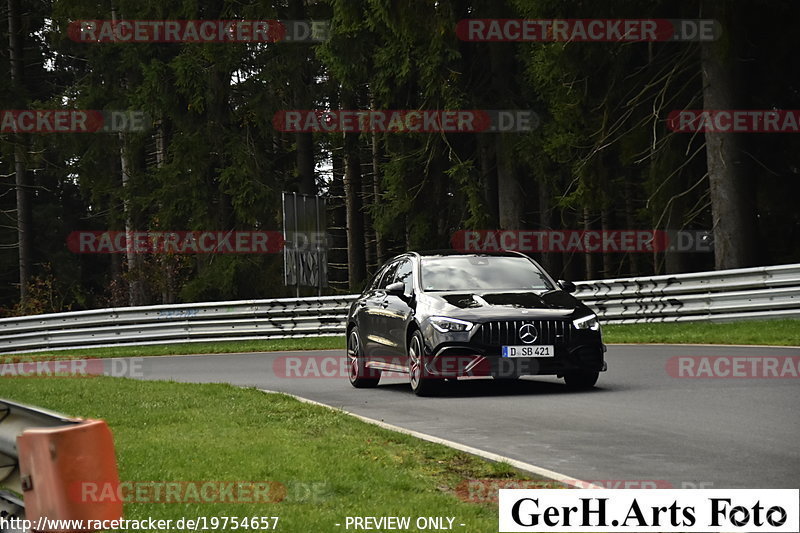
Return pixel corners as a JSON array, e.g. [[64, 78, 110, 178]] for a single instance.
[[573, 313, 600, 331], [429, 316, 474, 333]]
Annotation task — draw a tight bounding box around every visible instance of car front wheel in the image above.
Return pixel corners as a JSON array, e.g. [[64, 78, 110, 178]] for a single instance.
[[408, 330, 441, 396], [347, 327, 380, 388], [563, 370, 599, 390]]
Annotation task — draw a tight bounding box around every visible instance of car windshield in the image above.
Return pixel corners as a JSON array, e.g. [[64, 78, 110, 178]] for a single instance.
[[420, 256, 554, 291]]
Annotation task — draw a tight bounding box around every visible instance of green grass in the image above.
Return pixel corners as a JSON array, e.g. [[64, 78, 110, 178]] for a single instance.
[[603, 319, 800, 346], [1, 377, 556, 532], [2, 336, 344, 362]]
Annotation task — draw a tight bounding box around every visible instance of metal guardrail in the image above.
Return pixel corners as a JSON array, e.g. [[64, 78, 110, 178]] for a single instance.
[[0, 399, 122, 529], [574, 263, 800, 324], [0, 296, 357, 354], [0, 265, 798, 354]]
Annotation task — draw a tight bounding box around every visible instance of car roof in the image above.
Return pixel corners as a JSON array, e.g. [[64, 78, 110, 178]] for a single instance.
[[376, 250, 531, 270], [411, 250, 526, 258]]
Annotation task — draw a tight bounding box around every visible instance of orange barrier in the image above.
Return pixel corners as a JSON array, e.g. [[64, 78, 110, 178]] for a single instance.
[[17, 419, 122, 530]]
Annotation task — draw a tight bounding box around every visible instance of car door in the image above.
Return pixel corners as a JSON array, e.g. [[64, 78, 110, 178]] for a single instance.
[[354, 264, 387, 356], [382, 258, 415, 361], [362, 261, 399, 358]]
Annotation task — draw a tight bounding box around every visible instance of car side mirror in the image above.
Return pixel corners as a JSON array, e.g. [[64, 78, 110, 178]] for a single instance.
[[558, 280, 576, 293], [385, 281, 406, 296]]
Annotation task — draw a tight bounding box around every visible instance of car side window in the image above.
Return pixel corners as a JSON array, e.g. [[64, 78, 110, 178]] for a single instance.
[[366, 269, 383, 292], [393, 259, 413, 295], [378, 262, 399, 290]]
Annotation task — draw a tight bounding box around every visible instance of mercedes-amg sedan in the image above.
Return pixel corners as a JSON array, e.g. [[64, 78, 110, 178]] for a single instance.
[[345, 251, 607, 396]]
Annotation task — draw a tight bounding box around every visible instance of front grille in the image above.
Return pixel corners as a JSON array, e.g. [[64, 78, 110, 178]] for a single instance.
[[474, 320, 571, 346]]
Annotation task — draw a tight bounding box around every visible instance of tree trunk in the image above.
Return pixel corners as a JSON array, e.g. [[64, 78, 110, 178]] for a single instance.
[[371, 124, 386, 265], [537, 178, 558, 275], [479, 138, 499, 228], [153, 122, 177, 304], [8, 0, 30, 305], [328, 143, 349, 290], [119, 132, 147, 306], [496, 135, 523, 229], [360, 97, 375, 273], [701, 0, 757, 269], [600, 207, 613, 278], [12, 141, 28, 303], [663, 196, 686, 274], [623, 177, 641, 276], [583, 207, 594, 279], [288, 0, 316, 196], [489, 33, 523, 231], [342, 90, 366, 290], [362, 155, 376, 274]]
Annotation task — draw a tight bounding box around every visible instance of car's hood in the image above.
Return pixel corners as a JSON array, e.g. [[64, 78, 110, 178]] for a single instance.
[[417, 290, 582, 319]]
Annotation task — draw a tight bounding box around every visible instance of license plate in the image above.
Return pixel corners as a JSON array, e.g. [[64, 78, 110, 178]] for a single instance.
[[502, 345, 555, 358]]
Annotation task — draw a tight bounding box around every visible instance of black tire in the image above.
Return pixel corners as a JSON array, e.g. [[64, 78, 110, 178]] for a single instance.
[[563, 370, 599, 390], [347, 327, 380, 388], [408, 329, 441, 396]]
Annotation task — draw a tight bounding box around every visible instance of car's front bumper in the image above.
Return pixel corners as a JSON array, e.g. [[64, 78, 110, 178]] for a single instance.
[[423, 340, 606, 379]]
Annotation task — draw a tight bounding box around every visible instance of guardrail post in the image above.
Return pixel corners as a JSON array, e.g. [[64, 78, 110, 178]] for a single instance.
[[0, 400, 123, 530], [18, 420, 122, 528]]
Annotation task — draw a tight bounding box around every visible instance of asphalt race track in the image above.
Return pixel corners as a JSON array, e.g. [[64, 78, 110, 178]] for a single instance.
[[124, 344, 799, 489]]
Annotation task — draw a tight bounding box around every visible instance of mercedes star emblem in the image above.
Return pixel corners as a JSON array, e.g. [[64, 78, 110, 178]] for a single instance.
[[519, 323, 538, 344]]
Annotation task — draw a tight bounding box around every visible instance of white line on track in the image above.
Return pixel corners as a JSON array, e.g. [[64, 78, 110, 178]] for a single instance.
[[259, 388, 602, 490]]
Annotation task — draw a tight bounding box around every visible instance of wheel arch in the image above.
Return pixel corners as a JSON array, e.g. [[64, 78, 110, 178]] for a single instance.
[[405, 320, 424, 355]]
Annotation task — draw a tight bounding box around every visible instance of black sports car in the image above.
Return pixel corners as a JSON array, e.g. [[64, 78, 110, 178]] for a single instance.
[[345, 251, 607, 396]]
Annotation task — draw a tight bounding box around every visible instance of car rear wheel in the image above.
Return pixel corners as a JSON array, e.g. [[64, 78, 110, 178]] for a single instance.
[[563, 370, 599, 390], [348, 327, 380, 388], [408, 330, 441, 396]]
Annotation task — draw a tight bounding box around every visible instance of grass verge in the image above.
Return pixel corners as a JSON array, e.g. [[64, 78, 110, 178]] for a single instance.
[[602, 319, 799, 346], [2, 336, 344, 361], [1, 377, 554, 532]]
